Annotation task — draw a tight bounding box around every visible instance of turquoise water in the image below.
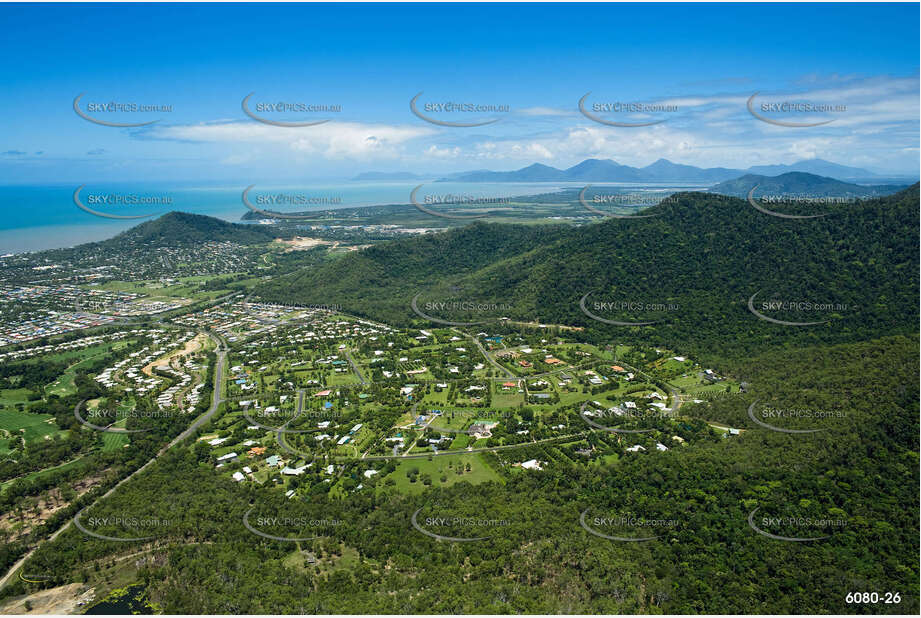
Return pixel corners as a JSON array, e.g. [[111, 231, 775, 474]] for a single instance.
[[0, 181, 706, 254]]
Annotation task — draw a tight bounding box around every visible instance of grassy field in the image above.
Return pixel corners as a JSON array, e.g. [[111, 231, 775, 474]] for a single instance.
[[0, 387, 34, 410], [101, 418, 130, 452], [45, 342, 129, 397], [380, 453, 502, 494], [87, 274, 239, 300], [0, 409, 63, 445]]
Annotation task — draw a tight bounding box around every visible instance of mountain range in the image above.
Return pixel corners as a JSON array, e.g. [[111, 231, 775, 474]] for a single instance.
[[354, 158, 912, 184]]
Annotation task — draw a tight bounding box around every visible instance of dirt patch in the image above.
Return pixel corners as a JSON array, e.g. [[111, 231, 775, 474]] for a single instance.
[[0, 470, 110, 540], [0, 582, 95, 615], [142, 333, 206, 377], [274, 236, 334, 251]]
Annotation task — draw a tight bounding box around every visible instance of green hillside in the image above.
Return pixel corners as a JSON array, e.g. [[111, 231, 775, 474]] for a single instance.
[[256, 186, 920, 362], [710, 171, 907, 198]]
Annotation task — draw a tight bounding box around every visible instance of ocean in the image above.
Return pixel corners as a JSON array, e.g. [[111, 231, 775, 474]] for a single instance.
[[0, 181, 708, 254]]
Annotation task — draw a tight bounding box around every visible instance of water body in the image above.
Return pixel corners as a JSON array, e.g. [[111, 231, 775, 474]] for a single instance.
[[0, 181, 708, 254], [84, 583, 152, 615]]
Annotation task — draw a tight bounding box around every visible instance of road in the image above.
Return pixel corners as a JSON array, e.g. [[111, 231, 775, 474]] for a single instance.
[[454, 328, 514, 378], [0, 331, 227, 592], [343, 431, 591, 461], [343, 348, 367, 385]]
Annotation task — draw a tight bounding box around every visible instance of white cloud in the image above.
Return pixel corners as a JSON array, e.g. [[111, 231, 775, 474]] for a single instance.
[[148, 120, 436, 160]]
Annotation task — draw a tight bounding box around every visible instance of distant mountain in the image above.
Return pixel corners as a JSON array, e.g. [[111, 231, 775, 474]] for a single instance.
[[437, 158, 891, 184], [640, 158, 745, 183], [108, 211, 277, 247], [746, 158, 877, 180], [710, 172, 908, 198]]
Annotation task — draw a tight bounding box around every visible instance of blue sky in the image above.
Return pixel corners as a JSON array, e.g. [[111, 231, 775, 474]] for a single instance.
[[0, 2, 918, 183]]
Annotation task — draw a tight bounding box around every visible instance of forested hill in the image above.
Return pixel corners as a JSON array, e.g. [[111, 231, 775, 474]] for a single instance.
[[108, 211, 279, 247], [710, 171, 907, 198], [256, 185, 919, 362]]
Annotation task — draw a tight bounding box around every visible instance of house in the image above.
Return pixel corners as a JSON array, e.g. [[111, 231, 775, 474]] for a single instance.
[[282, 465, 308, 476], [502, 381, 516, 390], [363, 469, 379, 478], [469, 420, 498, 438], [626, 445, 646, 452], [232, 471, 245, 482], [655, 442, 668, 451], [265, 455, 281, 467], [315, 389, 332, 397], [519, 459, 543, 470], [217, 452, 238, 462], [242, 466, 253, 474], [248, 446, 266, 456]]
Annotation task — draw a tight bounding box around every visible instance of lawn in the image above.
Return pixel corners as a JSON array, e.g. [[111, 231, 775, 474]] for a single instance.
[[380, 453, 502, 494], [101, 418, 130, 451], [0, 409, 63, 444]]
